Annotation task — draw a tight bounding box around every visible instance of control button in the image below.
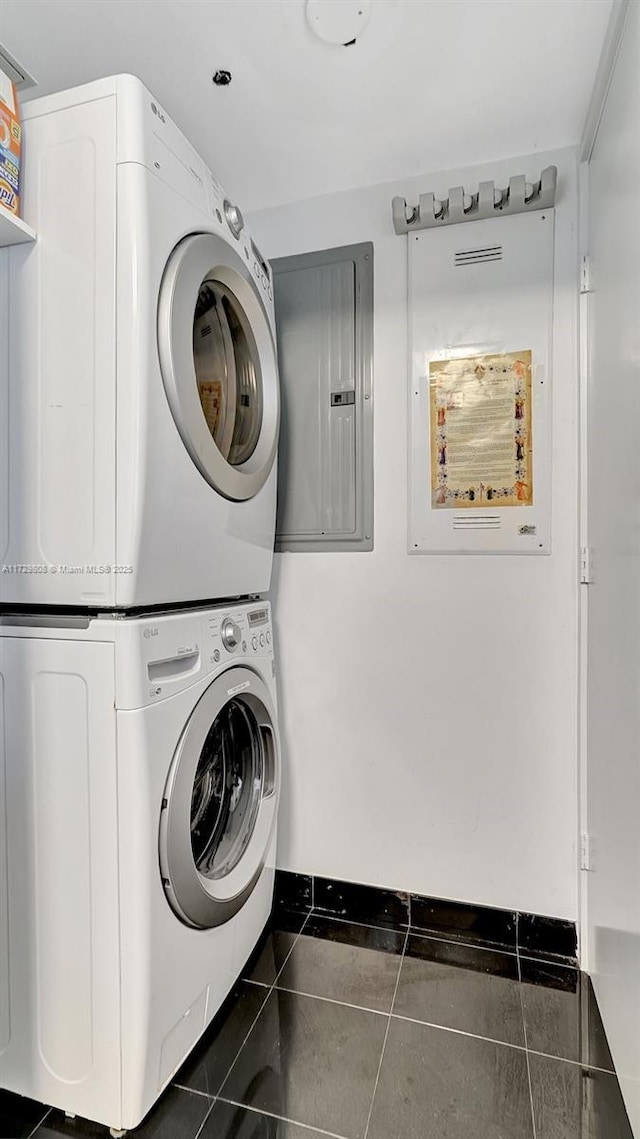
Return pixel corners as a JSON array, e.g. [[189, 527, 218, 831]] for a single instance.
[[242, 640, 247, 653], [221, 617, 242, 651], [213, 649, 221, 662], [259, 633, 265, 647], [254, 262, 260, 278], [268, 285, 273, 300], [223, 199, 244, 238], [266, 630, 271, 644], [261, 275, 267, 289], [252, 636, 258, 650]]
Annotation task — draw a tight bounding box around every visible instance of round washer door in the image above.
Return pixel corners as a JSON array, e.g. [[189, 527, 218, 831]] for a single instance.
[[159, 667, 279, 929], [158, 233, 279, 502]]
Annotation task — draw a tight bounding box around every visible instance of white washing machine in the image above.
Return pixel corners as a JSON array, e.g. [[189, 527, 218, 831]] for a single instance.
[[0, 600, 279, 1133], [0, 74, 279, 609]]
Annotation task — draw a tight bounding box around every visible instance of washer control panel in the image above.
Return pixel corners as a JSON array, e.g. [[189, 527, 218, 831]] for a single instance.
[[247, 606, 272, 654], [221, 617, 242, 652], [205, 605, 273, 662], [114, 601, 274, 709]]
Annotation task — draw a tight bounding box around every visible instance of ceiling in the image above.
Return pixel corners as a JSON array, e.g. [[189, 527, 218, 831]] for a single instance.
[[0, 0, 612, 211]]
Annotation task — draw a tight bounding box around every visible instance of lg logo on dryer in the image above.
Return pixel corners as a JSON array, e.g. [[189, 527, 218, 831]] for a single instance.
[[143, 627, 159, 639], [150, 102, 166, 124]]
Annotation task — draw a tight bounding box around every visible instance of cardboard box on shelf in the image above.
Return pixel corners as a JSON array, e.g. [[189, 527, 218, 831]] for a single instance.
[[0, 67, 21, 215]]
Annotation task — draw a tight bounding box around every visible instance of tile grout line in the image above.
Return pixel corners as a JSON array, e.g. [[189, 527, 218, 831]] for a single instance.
[[267, 982, 390, 1018], [267, 912, 591, 1063], [280, 881, 578, 957], [179, 913, 316, 1139], [526, 1047, 616, 1076], [362, 925, 410, 1139], [389, 1012, 529, 1053], [310, 909, 411, 939], [273, 910, 586, 1056], [27, 1107, 51, 1138], [188, 906, 582, 1139], [173, 1083, 216, 1099], [408, 929, 518, 957], [305, 910, 572, 967], [281, 902, 571, 964], [210, 980, 271, 1099], [516, 910, 520, 959], [296, 906, 519, 957], [216, 1096, 350, 1139], [272, 908, 313, 986], [516, 925, 538, 1139], [518, 953, 580, 969], [192, 1094, 216, 1139], [247, 974, 618, 1075], [243, 984, 581, 1061], [213, 909, 313, 1102]]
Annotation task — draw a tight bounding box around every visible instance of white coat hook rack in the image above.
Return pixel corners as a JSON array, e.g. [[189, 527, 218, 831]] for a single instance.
[[391, 166, 557, 234]]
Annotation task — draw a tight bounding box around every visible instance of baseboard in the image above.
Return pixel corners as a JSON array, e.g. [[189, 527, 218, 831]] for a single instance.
[[274, 870, 577, 965]]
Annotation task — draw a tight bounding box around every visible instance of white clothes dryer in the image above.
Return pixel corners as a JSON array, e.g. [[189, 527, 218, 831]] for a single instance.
[[1, 75, 279, 609], [0, 600, 279, 1133]]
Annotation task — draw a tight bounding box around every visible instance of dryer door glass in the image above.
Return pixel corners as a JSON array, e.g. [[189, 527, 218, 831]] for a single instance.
[[158, 233, 279, 503], [191, 697, 264, 879], [193, 282, 263, 467]]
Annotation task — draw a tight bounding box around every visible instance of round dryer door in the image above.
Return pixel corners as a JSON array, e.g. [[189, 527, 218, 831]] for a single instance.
[[159, 667, 279, 929], [158, 233, 279, 502]]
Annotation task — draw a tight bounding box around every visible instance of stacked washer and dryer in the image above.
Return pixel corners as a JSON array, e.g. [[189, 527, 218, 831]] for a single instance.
[[0, 75, 281, 1134]]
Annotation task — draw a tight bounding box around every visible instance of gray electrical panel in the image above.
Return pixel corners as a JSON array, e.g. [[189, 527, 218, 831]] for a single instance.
[[272, 242, 373, 552]]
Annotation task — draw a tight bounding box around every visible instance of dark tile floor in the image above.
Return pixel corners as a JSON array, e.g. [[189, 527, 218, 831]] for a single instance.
[[1, 908, 633, 1139]]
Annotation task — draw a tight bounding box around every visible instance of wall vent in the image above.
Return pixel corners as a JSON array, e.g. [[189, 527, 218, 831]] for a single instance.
[[454, 245, 502, 267], [452, 514, 501, 529]]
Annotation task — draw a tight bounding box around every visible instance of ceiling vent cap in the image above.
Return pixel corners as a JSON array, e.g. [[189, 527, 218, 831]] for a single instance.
[[306, 0, 372, 46]]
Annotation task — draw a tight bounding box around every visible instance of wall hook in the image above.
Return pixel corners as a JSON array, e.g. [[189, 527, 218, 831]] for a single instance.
[[392, 166, 557, 234]]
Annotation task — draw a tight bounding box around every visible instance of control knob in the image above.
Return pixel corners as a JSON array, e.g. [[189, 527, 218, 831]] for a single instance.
[[221, 618, 242, 651], [224, 199, 244, 239]]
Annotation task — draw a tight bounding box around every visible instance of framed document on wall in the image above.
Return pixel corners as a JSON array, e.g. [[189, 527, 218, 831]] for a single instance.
[[408, 210, 553, 554]]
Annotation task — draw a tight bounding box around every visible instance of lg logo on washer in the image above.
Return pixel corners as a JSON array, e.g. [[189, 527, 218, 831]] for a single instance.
[[143, 627, 159, 639], [150, 101, 166, 124]]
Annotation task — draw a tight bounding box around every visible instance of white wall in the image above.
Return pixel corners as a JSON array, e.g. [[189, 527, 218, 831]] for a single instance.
[[251, 146, 580, 921], [586, 1, 640, 1130]]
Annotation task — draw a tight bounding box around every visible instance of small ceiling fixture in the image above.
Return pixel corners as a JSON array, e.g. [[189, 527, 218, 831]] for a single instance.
[[306, 0, 372, 47], [212, 69, 232, 87]]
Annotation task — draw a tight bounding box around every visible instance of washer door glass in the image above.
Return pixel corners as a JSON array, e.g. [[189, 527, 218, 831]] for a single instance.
[[159, 233, 279, 502], [191, 697, 263, 880], [159, 667, 279, 929]]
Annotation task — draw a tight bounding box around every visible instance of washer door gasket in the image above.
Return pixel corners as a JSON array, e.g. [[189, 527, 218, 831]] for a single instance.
[[159, 667, 279, 928]]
